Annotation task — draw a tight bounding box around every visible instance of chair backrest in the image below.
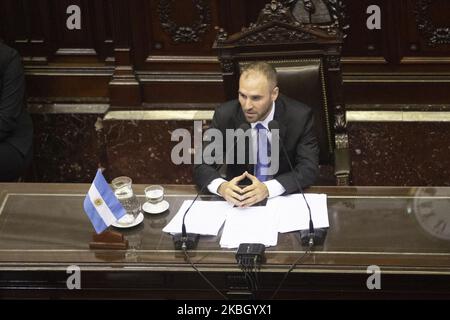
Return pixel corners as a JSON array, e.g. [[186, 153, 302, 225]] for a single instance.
[[214, 0, 348, 167], [239, 58, 332, 164]]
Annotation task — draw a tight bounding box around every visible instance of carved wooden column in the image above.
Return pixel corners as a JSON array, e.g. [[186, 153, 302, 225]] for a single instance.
[[109, 0, 142, 107], [325, 49, 350, 186]]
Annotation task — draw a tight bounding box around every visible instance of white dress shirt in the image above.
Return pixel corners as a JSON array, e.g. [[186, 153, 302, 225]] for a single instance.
[[207, 101, 286, 198]]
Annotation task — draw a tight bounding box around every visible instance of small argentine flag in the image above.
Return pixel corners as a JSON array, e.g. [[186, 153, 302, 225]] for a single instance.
[[83, 169, 126, 234]]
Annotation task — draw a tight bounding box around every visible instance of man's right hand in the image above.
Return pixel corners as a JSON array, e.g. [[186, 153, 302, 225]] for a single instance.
[[217, 172, 247, 206]]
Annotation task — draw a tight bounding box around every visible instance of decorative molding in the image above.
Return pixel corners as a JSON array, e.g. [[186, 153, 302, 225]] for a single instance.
[[334, 104, 347, 132], [327, 0, 349, 38], [247, 0, 301, 28], [335, 133, 348, 149], [145, 55, 218, 63], [215, 1, 339, 47], [158, 0, 211, 43], [281, 0, 349, 37], [326, 54, 341, 70], [334, 104, 348, 151], [238, 25, 314, 45], [24, 66, 113, 76], [219, 59, 234, 73], [55, 48, 97, 56], [28, 103, 109, 114], [336, 174, 349, 186], [415, 0, 450, 46], [104, 110, 214, 121], [137, 72, 222, 82], [109, 48, 142, 106], [215, 27, 228, 43], [347, 111, 450, 122], [400, 57, 450, 64]]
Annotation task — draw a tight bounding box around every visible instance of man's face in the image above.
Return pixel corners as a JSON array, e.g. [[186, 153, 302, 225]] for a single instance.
[[238, 71, 279, 123]]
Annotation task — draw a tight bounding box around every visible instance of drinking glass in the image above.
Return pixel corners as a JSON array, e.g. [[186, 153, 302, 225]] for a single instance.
[[111, 176, 141, 224]]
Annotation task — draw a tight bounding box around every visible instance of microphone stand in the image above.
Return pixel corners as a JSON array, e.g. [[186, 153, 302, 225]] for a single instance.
[[268, 120, 317, 247], [172, 122, 251, 300], [268, 119, 327, 299], [173, 193, 201, 251], [173, 123, 251, 251]]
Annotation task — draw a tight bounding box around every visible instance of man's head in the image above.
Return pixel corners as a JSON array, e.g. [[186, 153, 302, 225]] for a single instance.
[[238, 62, 279, 123]]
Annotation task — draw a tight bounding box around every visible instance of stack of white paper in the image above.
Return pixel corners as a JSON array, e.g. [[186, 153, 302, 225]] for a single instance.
[[219, 206, 279, 249], [162, 193, 329, 249], [267, 193, 329, 233], [162, 200, 232, 235]]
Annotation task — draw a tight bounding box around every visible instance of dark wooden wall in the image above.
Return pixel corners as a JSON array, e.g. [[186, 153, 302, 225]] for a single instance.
[[1, 0, 449, 185], [2, 0, 450, 106]]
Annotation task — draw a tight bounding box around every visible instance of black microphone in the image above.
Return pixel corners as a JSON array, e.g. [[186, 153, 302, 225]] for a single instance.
[[174, 122, 251, 251], [268, 120, 326, 247]]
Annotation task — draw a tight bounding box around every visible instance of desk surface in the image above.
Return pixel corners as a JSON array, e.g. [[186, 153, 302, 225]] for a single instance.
[[1, 183, 450, 298]]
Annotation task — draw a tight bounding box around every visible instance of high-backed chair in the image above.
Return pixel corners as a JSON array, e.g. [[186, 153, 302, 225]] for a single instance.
[[213, 0, 350, 185]]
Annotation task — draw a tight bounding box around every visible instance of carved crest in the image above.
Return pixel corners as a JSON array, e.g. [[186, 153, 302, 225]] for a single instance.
[[281, 0, 348, 37], [216, 1, 339, 46], [158, 0, 211, 43]]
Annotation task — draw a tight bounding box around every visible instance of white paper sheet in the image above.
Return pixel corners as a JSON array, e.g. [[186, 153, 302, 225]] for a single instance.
[[162, 200, 232, 236], [267, 193, 329, 233], [219, 206, 278, 249], [163, 194, 329, 247]]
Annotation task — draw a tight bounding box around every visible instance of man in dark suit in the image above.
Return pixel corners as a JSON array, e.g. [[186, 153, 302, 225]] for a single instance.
[[194, 62, 319, 207], [0, 41, 33, 181]]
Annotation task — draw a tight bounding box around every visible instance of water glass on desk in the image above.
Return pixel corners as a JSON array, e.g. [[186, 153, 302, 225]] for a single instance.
[[111, 176, 140, 224], [145, 185, 164, 204]]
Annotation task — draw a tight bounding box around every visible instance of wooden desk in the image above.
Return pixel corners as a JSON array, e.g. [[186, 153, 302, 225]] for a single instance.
[[0, 183, 449, 299]]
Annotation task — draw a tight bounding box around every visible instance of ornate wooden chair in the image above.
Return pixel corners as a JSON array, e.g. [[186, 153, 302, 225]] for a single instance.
[[213, 0, 350, 185]]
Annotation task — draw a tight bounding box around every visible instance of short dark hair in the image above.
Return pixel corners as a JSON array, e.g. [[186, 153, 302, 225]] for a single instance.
[[240, 61, 278, 88]]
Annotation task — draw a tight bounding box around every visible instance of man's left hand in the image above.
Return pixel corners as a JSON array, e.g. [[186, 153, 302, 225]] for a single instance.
[[238, 172, 269, 207]]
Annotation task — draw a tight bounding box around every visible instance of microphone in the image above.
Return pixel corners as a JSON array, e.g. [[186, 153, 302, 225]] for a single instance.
[[268, 120, 326, 247], [174, 122, 251, 251]]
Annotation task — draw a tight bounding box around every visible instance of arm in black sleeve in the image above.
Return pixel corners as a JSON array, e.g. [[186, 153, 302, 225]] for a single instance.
[[275, 109, 319, 193], [193, 108, 225, 189], [0, 50, 25, 142]]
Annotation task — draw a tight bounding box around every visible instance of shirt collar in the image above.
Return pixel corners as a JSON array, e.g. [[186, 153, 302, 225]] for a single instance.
[[250, 101, 275, 130]]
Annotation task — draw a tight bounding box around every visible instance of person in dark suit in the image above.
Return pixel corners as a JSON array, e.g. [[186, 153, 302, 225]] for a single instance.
[[0, 41, 33, 181], [193, 62, 319, 207]]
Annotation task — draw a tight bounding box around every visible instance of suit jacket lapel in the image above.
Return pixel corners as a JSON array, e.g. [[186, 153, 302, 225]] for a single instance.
[[274, 95, 287, 138], [233, 102, 247, 129], [230, 102, 252, 174]]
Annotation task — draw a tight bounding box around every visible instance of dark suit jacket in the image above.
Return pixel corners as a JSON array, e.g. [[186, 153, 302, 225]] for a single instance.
[[0, 42, 33, 156], [193, 94, 319, 194]]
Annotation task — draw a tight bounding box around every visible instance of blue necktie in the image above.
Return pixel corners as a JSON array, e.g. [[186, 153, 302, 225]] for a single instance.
[[255, 123, 271, 182]]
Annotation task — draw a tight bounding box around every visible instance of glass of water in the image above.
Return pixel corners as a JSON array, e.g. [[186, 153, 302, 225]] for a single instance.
[[111, 176, 141, 224]]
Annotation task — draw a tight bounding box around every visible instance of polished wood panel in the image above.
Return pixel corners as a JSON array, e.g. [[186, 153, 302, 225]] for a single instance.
[[2, 1, 450, 187], [1, 0, 450, 105], [0, 183, 449, 299]]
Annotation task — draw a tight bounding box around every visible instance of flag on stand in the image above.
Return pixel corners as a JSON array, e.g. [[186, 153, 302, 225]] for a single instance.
[[83, 169, 126, 234]]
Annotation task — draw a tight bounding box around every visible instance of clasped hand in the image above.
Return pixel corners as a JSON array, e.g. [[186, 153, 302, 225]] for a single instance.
[[217, 171, 269, 207]]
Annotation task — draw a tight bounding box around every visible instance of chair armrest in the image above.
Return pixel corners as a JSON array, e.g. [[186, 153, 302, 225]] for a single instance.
[[334, 147, 351, 177]]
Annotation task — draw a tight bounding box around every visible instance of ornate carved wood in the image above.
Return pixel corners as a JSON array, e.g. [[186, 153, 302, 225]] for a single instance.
[[216, 0, 340, 47], [158, 0, 212, 43], [214, 0, 350, 185], [281, 0, 348, 37], [415, 0, 450, 46], [2, 0, 449, 106]]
